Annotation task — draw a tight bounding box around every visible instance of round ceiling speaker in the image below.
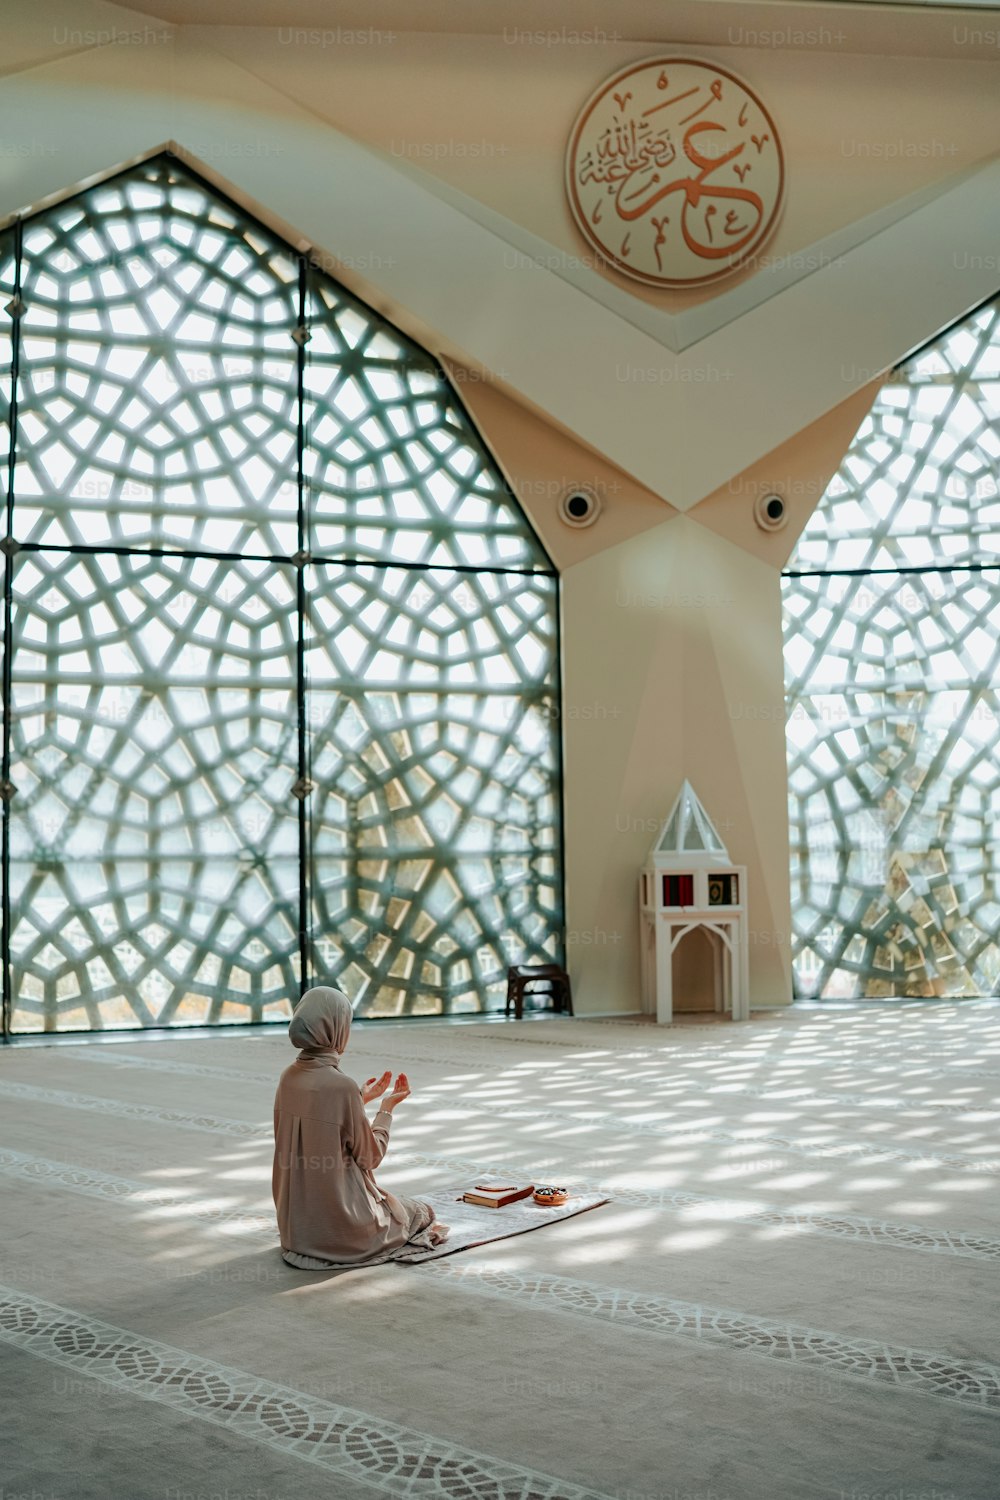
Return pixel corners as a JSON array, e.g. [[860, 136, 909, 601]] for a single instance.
[[754, 492, 788, 531], [558, 487, 602, 529]]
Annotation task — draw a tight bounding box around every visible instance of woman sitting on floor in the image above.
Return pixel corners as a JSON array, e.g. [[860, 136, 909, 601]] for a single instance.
[[273, 986, 449, 1269]]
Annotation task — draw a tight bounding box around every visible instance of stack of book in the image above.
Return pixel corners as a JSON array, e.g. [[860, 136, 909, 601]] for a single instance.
[[461, 1183, 534, 1208]]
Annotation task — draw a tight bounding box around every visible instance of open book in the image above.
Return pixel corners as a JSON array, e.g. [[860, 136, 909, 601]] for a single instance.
[[461, 1183, 535, 1208]]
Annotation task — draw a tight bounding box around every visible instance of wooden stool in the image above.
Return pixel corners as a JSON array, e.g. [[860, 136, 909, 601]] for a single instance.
[[505, 964, 573, 1021]]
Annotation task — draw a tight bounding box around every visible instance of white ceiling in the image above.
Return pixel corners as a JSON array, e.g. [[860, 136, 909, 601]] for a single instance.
[[108, 0, 1000, 33], [5, 0, 996, 72]]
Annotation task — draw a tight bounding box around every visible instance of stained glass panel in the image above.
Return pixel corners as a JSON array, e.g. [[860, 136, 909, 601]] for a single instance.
[[13, 158, 299, 555], [306, 564, 560, 1015], [783, 300, 1000, 999], [8, 550, 300, 1030], [303, 277, 549, 570], [0, 153, 562, 1033], [1, 224, 15, 516]]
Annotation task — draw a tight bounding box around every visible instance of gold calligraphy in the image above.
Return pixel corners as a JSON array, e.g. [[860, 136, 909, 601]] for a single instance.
[[566, 59, 784, 288]]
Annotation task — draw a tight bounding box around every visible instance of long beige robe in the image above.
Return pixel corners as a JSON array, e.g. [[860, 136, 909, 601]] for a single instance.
[[273, 1054, 436, 1269]]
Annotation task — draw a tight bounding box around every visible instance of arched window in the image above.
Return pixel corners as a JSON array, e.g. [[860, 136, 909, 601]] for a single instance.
[[783, 299, 1000, 999], [0, 155, 562, 1033]]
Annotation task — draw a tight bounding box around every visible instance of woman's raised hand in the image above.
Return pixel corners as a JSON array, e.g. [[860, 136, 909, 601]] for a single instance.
[[362, 1070, 392, 1105], [381, 1072, 411, 1112]]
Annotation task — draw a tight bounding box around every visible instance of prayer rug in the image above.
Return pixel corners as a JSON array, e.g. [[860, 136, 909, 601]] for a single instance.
[[393, 1188, 611, 1263]]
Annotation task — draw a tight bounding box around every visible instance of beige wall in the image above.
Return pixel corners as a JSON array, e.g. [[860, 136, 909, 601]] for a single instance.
[[558, 511, 789, 1012], [201, 26, 1000, 313], [449, 349, 881, 1008], [690, 378, 884, 570], [457, 360, 881, 1013], [441, 358, 671, 573]]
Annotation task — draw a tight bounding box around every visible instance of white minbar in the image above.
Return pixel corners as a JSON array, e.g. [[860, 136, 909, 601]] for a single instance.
[[639, 780, 750, 1024]]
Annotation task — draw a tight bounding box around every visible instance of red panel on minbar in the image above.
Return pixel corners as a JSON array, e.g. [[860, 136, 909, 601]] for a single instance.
[[663, 875, 693, 906]]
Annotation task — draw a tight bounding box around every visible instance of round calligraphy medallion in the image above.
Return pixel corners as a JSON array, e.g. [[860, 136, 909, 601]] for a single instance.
[[566, 58, 785, 288]]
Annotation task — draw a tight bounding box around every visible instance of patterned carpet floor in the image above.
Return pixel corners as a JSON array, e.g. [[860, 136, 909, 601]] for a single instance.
[[1, 1002, 999, 1499]]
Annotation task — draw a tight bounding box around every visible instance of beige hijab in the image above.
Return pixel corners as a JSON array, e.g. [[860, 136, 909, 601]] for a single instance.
[[274, 983, 442, 1267], [288, 985, 353, 1060]]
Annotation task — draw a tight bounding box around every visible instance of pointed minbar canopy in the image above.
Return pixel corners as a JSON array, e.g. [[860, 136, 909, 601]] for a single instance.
[[649, 781, 730, 867]]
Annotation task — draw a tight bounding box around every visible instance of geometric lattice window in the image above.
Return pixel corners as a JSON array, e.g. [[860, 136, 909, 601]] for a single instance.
[[782, 298, 1000, 998], [0, 154, 562, 1034]]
